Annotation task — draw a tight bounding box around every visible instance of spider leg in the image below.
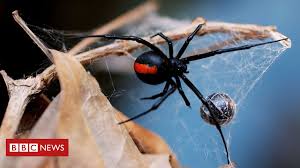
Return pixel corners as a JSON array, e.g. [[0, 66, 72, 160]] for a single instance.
[[77, 34, 166, 56], [176, 23, 204, 59], [118, 84, 176, 124], [180, 74, 231, 164], [151, 32, 174, 58], [140, 82, 170, 100], [175, 76, 191, 107], [181, 38, 289, 63]]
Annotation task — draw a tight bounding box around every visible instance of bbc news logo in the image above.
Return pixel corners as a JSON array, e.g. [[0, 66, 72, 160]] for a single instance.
[[6, 139, 68, 156]]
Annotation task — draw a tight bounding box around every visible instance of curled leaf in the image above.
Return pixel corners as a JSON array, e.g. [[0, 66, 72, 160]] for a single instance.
[[50, 49, 173, 168]]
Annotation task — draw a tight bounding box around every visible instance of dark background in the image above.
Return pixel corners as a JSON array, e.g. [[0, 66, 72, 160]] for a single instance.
[[1, 0, 299, 168], [0, 0, 143, 125]]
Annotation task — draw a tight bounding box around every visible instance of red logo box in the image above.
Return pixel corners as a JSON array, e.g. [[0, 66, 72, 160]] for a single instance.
[[6, 139, 68, 156]]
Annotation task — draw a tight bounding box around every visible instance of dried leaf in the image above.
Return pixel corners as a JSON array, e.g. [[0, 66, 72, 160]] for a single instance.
[[116, 112, 182, 168], [50, 49, 172, 168], [9, 49, 176, 168], [0, 71, 42, 167], [15, 96, 60, 168], [144, 154, 172, 168], [0, 71, 41, 139], [51, 50, 104, 168]]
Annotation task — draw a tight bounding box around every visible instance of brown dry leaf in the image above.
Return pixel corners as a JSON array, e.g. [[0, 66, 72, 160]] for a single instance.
[[52, 50, 105, 168], [144, 154, 173, 168], [0, 71, 42, 167], [8, 48, 178, 168], [44, 49, 172, 168], [15, 96, 60, 168], [116, 112, 181, 168], [50, 49, 172, 168]]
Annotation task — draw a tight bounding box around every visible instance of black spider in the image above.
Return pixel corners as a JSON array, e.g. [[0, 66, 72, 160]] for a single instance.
[[80, 24, 287, 164]]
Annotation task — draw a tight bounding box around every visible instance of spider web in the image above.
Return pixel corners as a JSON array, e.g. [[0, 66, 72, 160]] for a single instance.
[[28, 13, 290, 168]]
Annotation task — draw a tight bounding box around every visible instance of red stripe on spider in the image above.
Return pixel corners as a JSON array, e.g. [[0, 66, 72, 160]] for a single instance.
[[134, 63, 158, 74]]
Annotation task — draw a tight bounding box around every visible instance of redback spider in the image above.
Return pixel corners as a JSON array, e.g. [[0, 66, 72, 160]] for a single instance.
[[78, 24, 288, 164]]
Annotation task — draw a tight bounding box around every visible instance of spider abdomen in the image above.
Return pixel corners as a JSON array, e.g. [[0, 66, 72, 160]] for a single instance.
[[134, 51, 169, 85]]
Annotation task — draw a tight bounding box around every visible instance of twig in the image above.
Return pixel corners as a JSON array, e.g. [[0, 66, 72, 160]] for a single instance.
[[0, 71, 42, 159], [2, 10, 291, 142], [11, 11, 291, 95], [190, 33, 270, 56], [0, 71, 41, 138], [68, 0, 158, 55], [74, 17, 290, 64], [12, 11, 53, 62]]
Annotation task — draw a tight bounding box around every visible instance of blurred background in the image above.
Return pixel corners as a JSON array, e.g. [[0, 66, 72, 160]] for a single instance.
[[1, 0, 299, 168]]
